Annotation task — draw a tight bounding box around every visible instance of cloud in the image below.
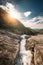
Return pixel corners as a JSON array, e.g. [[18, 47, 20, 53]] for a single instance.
[[0, 0, 11, 5], [0, 2, 43, 29], [32, 16, 43, 23], [0, 2, 22, 20], [21, 16, 43, 29], [24, 11, 32, 17]]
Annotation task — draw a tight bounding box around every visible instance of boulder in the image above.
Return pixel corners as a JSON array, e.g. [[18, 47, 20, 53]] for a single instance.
[[0, 30, 20, 65], [25, 35, 43, 65]]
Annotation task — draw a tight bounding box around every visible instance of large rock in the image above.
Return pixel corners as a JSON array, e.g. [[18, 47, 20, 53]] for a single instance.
[[25, 35, 43, 65], [0, 30, 20, 65]]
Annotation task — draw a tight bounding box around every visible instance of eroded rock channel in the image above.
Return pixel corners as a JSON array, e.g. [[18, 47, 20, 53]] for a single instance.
[[0, 30, 43, 65], [15, 34, 32, 65], [25, 35, 43, 65], [15, 35, 43, 65], [0, 30, 20, 65]]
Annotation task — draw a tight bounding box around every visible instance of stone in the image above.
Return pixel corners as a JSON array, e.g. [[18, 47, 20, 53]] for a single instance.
[[0, 30, 20, 65], [25, 35, 43, 65]]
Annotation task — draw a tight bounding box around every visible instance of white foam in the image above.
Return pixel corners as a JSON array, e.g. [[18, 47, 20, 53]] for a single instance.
[[20, 35, 32, 65]]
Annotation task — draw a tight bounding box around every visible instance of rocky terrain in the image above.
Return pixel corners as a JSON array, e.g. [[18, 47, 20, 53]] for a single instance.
[[25, 35, 43, 65], [0, 29, 43, 65], [0, 3, 43, 65], [0, 29, 21, 65]]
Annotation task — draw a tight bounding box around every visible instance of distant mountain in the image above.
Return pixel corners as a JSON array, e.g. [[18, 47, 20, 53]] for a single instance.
[[0, 7, 37, 35], [38, 29, 43, 34]]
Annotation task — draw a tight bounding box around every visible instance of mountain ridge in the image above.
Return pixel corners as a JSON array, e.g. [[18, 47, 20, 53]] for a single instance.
[[0, 7, 37, 35]]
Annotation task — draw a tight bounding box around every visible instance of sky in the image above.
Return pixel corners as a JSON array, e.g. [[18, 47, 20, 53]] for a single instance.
[[0, 0, 43, 29]]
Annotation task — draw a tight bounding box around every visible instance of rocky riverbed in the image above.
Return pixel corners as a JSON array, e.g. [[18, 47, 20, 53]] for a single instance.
[[25, 35, 43, 65], [0, 30, 21, 65], [0, 30, 43, 65]]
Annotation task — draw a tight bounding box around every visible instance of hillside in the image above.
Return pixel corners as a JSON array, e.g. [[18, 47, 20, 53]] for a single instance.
[[0, 7, 36, 35], [34, 29, 43, 34], [0, 7, 25, 34], [38, 29, 43, 34]]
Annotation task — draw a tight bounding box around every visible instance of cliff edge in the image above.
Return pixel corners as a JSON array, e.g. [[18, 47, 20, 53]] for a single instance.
[[0, 29, 20, 65]]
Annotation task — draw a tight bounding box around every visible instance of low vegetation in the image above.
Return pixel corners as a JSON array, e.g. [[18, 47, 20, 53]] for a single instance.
[[0, 7, 40, 35]]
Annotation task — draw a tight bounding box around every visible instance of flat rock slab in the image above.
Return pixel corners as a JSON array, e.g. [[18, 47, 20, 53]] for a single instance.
[[0, 30, 20, 65], [25, 35, 43, 65]]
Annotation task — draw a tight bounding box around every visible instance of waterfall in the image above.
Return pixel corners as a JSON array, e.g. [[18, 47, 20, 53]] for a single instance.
[[15, 34, 32, 65]]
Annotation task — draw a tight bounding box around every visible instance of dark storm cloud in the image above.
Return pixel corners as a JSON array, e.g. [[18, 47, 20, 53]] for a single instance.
[[0, 0, 11, 5]]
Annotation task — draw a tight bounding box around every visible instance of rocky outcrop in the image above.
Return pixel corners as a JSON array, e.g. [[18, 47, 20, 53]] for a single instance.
[[0, 30, 20, 65], [25, 35, 43, 65]]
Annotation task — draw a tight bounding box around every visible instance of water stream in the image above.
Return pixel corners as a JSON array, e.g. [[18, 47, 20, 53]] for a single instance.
[[15, 34, 32, 65]]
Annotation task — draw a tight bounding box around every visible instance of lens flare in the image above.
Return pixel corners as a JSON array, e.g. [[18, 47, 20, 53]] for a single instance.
[[0, 2, 21, 19], [5, 2, 21, 19]]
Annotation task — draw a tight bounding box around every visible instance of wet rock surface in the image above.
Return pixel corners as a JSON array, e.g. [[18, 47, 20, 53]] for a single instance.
[[25, 35, 43, 65], [0, 30, 20, 65]]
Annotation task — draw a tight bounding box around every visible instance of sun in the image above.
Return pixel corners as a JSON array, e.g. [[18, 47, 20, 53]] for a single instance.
[[5, 2, 21, 19], [0, 2, 21, 19], [9, 10, 20, 19], [9, 12, 15, 18]]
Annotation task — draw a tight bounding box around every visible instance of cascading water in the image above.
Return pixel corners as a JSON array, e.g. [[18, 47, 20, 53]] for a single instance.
[[15, 34, 32, 65]]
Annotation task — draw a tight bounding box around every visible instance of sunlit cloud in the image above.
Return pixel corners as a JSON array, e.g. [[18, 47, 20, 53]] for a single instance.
[[24, 11, 32, 17], [0, 2, 21, 20], [31, 16, 43, 23], [0, 2, 43, 29], [21, 16, 43, 29]]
